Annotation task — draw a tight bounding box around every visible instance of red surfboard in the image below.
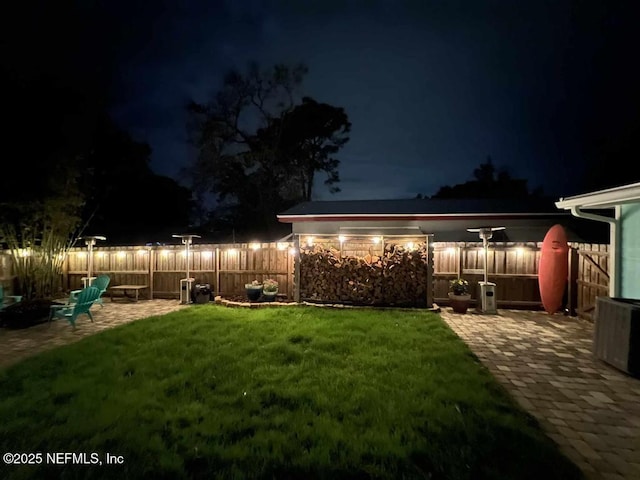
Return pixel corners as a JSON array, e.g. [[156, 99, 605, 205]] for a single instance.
[[538, 224, 569, 314]]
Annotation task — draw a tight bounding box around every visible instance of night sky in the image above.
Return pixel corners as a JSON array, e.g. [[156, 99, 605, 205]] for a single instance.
[[13, 0, 639, 201]]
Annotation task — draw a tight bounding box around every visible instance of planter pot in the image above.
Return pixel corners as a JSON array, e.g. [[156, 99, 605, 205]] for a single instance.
[[448, 293, 471, 314], [245, 285, 263, 302], [1, 299, 54, 328], [262, 290, 278, 302]]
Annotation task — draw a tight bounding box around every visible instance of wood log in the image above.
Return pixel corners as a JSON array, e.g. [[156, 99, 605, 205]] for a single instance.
[[300, 242, 429, 306]]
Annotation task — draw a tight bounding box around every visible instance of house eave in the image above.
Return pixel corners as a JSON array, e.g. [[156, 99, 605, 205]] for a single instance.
[[277, 212, 567, 223], [555, 182, 640, 210]]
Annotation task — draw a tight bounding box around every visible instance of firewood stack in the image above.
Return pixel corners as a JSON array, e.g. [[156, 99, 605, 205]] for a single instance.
[[299, 242, 429, 306]]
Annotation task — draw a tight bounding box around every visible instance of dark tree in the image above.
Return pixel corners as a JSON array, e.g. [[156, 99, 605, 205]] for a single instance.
[[1, 65, 194, 248], [186, 62, 350, 238], [79, 118, 195, 244], [258, 97, 351, 201], [429, 156, 540, 199]]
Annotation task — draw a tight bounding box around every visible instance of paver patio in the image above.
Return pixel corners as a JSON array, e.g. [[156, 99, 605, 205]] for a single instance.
[[441, 308, 640, 480], [1, 302, 638, 478], [0, 299, 188, 369]]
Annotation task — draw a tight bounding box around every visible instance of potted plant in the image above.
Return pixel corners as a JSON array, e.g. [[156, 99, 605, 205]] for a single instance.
[[262, 279, 278, 302], [245, 280, 263, 302], [448, 278, 471, 314]]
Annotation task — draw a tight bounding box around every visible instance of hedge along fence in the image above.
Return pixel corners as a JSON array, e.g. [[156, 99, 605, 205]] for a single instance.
[[0, 240, 609, 318], [297, 235, 434, 307]]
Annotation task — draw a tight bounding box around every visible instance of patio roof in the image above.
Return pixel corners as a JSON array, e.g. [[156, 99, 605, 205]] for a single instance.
[[278, 197, 565, 222]]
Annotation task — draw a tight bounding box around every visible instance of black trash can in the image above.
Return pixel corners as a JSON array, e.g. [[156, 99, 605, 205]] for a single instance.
[[192, 284, 212, 304]]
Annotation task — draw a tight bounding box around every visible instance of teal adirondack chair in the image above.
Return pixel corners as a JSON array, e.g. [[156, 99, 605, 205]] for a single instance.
[[49, 286, 100, 328], [69, 275, 110, 307], [0, 285, 22, 311]]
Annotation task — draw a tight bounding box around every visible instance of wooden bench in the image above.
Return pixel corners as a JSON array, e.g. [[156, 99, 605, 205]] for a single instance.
[[109, 285, 148, 302]]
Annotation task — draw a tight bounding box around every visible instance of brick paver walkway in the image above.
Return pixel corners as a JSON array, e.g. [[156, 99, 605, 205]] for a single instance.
[[0, 299, 188, 369], [441, 309, 640, 480]]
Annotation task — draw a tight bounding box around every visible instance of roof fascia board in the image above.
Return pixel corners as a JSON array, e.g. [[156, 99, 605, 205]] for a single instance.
[[277, 213, 566, 223], [555, 182, 640, 209]]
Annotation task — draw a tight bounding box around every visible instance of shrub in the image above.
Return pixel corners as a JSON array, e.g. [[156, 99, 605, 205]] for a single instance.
[[263, 279, 278, 293], [449, 278, 470, 295]]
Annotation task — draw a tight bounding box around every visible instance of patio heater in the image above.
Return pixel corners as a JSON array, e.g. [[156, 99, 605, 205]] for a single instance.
[[172, 234, 201, 304], [466, 227, 505, 314], [80, 236, 106, 288]]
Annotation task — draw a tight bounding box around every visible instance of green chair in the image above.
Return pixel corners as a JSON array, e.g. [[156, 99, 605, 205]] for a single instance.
[[69, 275, 110, 307], [49, 286, 100, 329], [0, 285, 22, 311]]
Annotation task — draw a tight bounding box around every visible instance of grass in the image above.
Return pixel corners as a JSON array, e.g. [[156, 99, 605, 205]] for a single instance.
[[0, 305, 582, 480]]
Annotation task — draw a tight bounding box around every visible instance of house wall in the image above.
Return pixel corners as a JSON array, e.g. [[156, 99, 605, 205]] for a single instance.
[[620, 203, 640, 298]]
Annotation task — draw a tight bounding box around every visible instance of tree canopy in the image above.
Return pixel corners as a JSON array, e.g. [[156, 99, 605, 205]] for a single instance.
[[422, 156, 542, 199], [0, 64, 194, 298], [186, 62, 351, 239]]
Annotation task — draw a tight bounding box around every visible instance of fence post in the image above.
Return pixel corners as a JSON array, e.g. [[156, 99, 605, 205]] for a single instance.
[[567, 246, 579, 316], [148, 247, 155, 299], [293, 235, 301, 303], [426, 235, 434, 308], [215, 247, 220, 296]]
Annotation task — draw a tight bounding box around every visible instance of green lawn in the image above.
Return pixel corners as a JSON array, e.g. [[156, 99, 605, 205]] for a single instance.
[[0, 305, 582, 480]]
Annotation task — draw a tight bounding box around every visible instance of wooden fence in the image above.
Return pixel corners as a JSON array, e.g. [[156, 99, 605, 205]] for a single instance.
[[0, 241, 609, 320], [571, 243, 610, 320], [433, 242, 609, 319], [0, 243, 295, 300]]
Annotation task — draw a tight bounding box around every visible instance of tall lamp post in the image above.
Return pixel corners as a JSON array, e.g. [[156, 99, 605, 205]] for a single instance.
[[80, 235, 106, 287], [466, 227, 505, 314], [172, 234, 201, 304]]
